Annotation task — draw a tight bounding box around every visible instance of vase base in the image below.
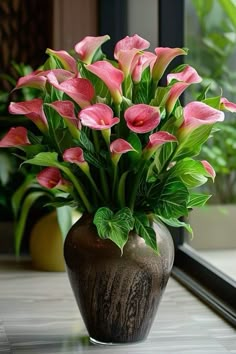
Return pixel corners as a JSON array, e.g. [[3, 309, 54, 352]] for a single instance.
[[89, 337, 145, 346]]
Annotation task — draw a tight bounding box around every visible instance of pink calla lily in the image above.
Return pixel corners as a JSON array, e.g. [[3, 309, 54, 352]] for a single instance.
[[0, 127, 30, 147], [220, 97, 236, 112], [114, 35, 150, 77], [86, 61, 124, 104], [47, 101, 81, 138], [9, 99, 48, 132], [63, 147, 85, 164], [143, 131, 177, 159], [114, 34, 150, 58], [152, 47, 187, 83], [79, 103, 119, 130], [201, 160, 216, 181], [167, 65, 202, 85], [131, 52, 156, 83], [165, 82, 190, 114], [46, 48, 78, 73], [124, 104, 160, 133], [47, 72, 94, 108], [110, 139, 135, 165], [16, 69, 75, 91], [74, 35, 110, 64], [37, 167, 70, 190], [110, 138, 134, 154], [180, 101, 224, 137]]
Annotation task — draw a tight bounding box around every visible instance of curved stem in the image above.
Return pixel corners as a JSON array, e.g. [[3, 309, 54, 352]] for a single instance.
[[118, 171, 129, 208], [129, 162, 146, 211], [112, 164, 118, 201]]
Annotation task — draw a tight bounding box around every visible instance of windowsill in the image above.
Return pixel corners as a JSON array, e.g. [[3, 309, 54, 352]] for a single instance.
[[0, 258, 235, 353]]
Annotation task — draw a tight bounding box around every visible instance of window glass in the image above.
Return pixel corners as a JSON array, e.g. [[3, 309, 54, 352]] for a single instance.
[[185, 0, 236, 281]]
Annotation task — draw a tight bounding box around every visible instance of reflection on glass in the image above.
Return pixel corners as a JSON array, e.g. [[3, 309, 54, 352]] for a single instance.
[[185, 0, 236, 281]]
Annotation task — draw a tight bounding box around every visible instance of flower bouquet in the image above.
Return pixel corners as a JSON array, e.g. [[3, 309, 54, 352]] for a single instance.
[[1, 33, 236, 344]]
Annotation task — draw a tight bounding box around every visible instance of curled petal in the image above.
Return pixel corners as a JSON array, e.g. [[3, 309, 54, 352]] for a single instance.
[[46, 48, 77, 73], [116, 48, 141, 77], [16, 70, 47, 90], [152, 47, 187, 83], [110, 138, 134, 154], [47, 72, 94, 108], [79, 103, 119, 130], [37, 167, 67, 189], [63, 147, 85, 164], [146, 131, 177, 150], [86, 61, 124, 104], [114, 34, 150, 59], [9, 99, 48, 132], [166, 82, 189, 114], [0, 127, 30, 147], [181, 102, 224, 135], [131, 52, 156, 83], [124, 104, 160, 133], [75, 35, 110, 64], [47, 100, 80, 129], [220, 97, 236, 112], [167, 65, 202, 84], [201, 160, 216, 180]]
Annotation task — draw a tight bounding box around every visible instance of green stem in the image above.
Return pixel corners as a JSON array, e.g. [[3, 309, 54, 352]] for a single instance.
[[87, 173, 104, 202], [92, 130, 109, 201], [61, 166, 93, 213], [118, 171, 129, 208], [112, 164, 118, 201], [129, 162, 146, 211]]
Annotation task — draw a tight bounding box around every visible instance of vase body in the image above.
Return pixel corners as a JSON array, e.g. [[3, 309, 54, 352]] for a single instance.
[[64, 213, 174, 344]]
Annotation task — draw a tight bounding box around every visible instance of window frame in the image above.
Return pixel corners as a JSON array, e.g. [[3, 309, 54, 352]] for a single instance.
[[158, 0, 236, 328]]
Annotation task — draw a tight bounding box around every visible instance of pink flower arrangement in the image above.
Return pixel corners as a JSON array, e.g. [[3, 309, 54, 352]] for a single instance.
[[1, 34, 236, 252]]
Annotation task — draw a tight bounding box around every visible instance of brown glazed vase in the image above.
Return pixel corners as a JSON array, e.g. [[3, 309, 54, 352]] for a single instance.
[[64, 213, 174, 345]]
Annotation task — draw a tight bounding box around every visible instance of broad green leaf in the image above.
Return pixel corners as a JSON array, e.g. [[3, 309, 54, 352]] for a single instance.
[[134, 212, 159, 253], [23, 152, 60, 168], [219, 0, 236, 28], [14, 191, 48, 256], [56, 206, 73, 241], [188, 193, 211, 208], [152, 177, 189, 219], [127, 133, 142, 166], [93, 207, 134, 252], [174, 124, 213, 159], [168, 158, 211, 188], [203, 96, 221, 109], [155, 215, 193, 234], [79, 130, 95, 153]]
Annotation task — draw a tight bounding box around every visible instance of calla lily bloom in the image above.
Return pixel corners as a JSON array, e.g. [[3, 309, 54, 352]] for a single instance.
[[46, 101, 80, 138], [86, 61, 124, 104], [63, 147, 89, 175], [0, 127, 30, 147], [166, 66, 202, 114], [46, 48, 78, 73], [37, 167, 71, 191], [143, 131, 177, 159], [201, 160, 216, 181], [114, 34, 150, 58], [220, 97, 236, 112], [16, 70, 47, 90], [75, 35, 110, 64], [152, 47, 187, 83], [9, 99, 48, 132], [114, 35, 150, 77], [79, 103, 119, 130], [47, 72, 94, 108], [110, 138, 135, 165], [179, 101, 224, 137], [167, 65, 202, 85], [124, 104, 160, 133], [131, 52, 156, 83]]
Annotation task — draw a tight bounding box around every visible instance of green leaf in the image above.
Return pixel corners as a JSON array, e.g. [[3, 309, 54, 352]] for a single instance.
[[188, 193, 211, 208], [93, 207, 134, 252], [14, 191, 48, 256], [219, 0, 236, 28], [56, 206, 73, 241], [154, 215, 193, 234], [203, 96, 221, 109], [134, 212, 159, 253], [23, 152, 60, 168], [127, 133, 142, 166], [152, 177, 189, 219], [79, 130, 95, 153], [175, 124, 213, 159]]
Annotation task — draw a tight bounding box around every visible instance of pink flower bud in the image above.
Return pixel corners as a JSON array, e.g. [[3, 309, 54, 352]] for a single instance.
[[75, 35, 110, 64], [201, 160, 216, 181], [220, 97, 236, 112], [37, 167, 70, 190], [46, 48, 77, 73], [0, 127, 30, 147]]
